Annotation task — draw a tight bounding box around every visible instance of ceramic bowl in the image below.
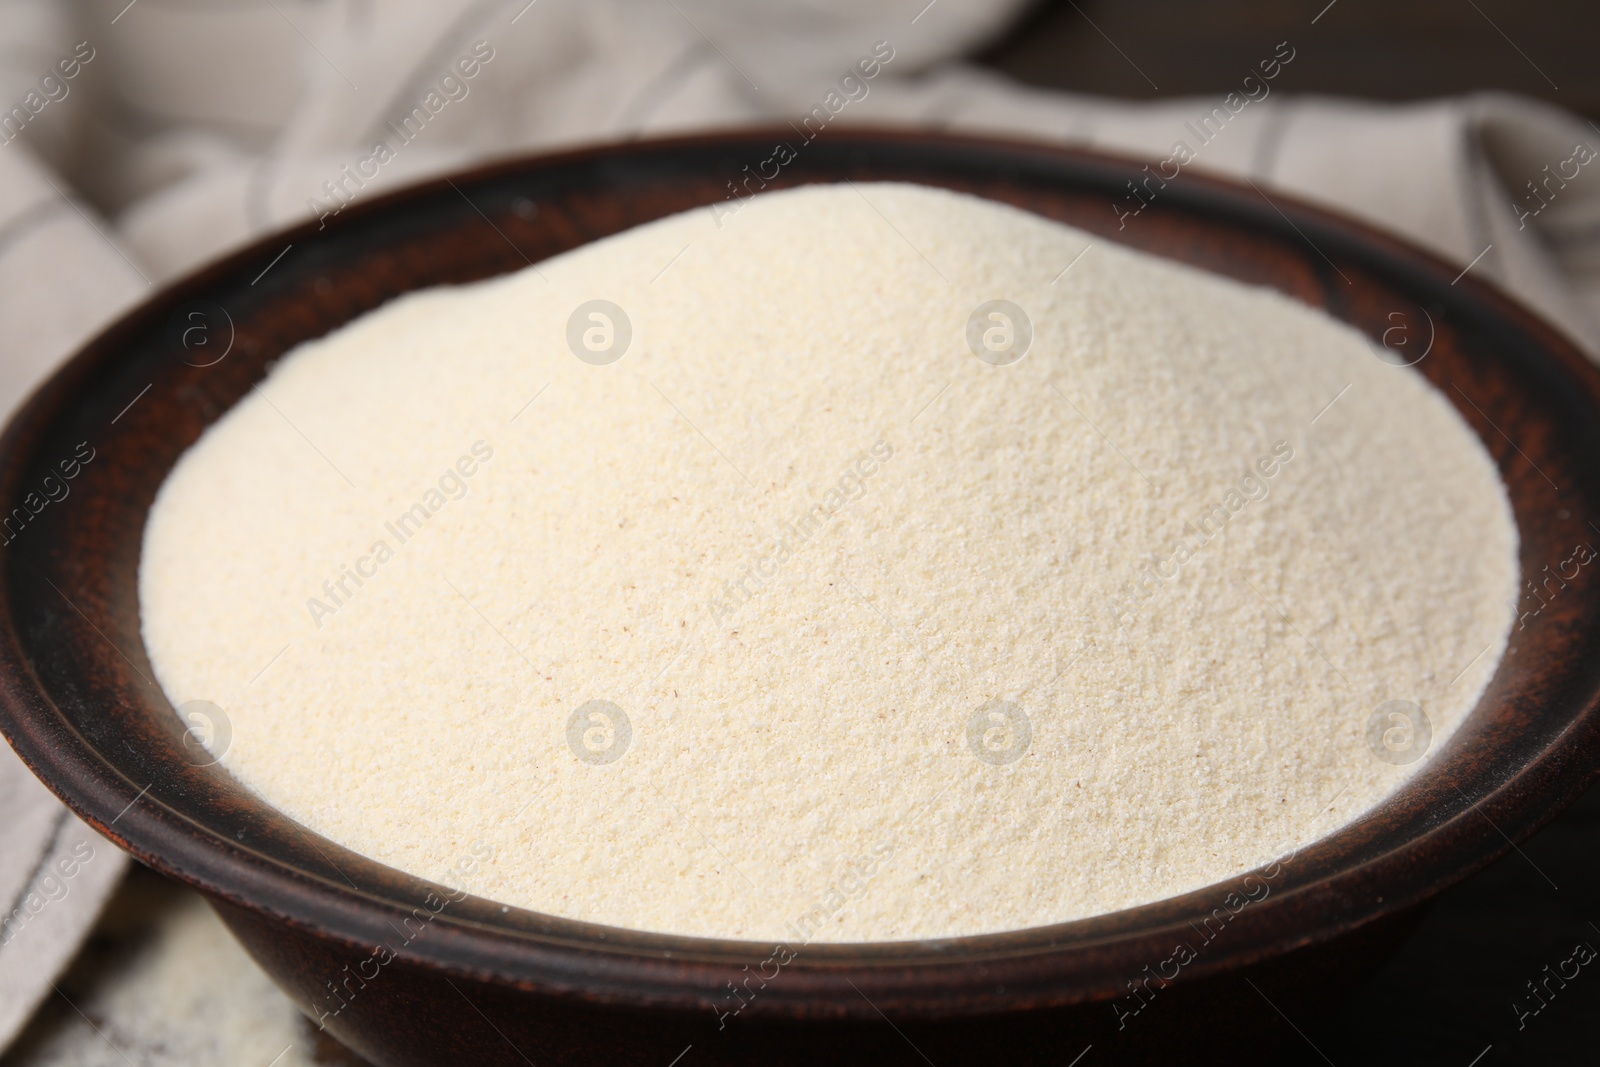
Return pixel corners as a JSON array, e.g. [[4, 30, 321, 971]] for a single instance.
[[2, 130, 1598, 1066]]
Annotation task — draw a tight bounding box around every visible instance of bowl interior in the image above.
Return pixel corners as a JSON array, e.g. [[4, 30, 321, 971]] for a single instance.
[[3, 130, 1599, 1003]]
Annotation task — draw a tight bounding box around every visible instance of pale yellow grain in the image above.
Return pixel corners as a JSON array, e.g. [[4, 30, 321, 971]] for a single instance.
[[139, 184, 1518, 942]]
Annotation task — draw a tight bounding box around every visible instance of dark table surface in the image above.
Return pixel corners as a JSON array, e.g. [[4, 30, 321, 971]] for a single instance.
[[980, 0, 1597, 120]]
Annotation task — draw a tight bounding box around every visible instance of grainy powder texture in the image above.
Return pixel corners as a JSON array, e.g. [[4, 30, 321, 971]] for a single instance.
[[139, 184, 1519, 943]]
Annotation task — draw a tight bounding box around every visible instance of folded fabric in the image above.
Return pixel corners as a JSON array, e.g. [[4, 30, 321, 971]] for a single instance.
[[0, 747, 127, 1050]]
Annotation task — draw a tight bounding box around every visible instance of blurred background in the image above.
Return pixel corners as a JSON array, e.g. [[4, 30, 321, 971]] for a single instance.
[[1, 1, 1597, 1064]]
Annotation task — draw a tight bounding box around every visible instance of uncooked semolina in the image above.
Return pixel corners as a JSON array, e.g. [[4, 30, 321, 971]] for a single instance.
[[139, 183, 1519, 942]]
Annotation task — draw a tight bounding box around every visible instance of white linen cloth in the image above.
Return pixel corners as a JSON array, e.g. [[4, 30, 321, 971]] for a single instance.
[[2, 0, 1599, 1061]]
